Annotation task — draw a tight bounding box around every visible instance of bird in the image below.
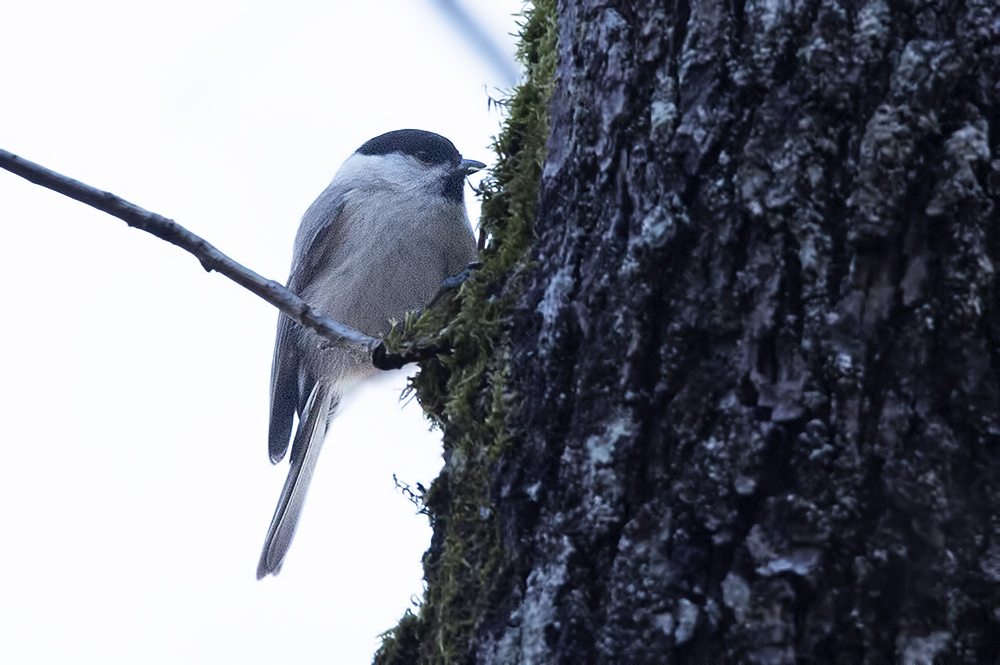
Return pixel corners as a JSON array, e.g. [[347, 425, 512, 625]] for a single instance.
[[257, 129, 482, 578]]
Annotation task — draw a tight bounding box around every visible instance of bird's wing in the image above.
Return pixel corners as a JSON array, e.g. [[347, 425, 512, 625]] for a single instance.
[[267, 313, 299, 463], [258, 380, 339, 578], [288, 186, 351, 293], [267, 186, 351, 464]]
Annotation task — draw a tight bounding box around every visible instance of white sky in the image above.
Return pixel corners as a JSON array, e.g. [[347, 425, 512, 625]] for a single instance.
[[0, 2, 522, 662]]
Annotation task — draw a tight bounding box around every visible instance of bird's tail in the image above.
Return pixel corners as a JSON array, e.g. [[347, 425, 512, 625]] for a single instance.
[[257, 380, 337, 579]]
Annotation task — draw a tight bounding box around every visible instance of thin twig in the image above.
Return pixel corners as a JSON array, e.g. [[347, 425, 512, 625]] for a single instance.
[[0, 148, 382, 353]]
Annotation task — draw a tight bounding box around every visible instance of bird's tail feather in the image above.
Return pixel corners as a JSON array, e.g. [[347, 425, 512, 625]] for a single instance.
[[257, 381, 336, 579]]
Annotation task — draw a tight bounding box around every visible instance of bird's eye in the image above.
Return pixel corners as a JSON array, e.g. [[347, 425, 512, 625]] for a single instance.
[[415, 150, 434, 163]]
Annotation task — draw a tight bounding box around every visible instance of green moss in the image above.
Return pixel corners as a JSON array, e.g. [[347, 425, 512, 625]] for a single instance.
[[374, 1, 557, 662], [374, 611, 421, 665]]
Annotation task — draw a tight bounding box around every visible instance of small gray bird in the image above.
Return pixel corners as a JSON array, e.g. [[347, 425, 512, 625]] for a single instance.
[[257, 129, 482, 578]]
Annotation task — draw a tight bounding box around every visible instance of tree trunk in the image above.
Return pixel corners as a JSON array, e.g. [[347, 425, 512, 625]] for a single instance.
[[379, 0, 1000, 662]]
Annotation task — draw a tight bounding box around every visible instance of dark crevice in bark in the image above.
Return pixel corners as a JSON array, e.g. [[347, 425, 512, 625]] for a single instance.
[[671, 0, 692, 72]]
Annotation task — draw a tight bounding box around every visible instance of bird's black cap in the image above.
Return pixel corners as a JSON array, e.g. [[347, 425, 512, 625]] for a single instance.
[[357, 129, 461, 167]]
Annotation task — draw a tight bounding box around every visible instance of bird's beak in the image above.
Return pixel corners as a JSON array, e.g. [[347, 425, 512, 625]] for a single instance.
[[459, 158, 486, 175]]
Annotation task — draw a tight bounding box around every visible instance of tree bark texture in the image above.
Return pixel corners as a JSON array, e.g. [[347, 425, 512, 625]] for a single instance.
[[470, 0, 1000, 663]]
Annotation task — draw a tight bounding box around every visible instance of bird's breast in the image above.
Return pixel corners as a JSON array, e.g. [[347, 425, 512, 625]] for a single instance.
[[302, 196, 474, 337]]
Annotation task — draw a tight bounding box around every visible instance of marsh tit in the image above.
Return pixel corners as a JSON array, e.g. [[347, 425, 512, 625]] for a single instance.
[[257, 129, 482, 578]]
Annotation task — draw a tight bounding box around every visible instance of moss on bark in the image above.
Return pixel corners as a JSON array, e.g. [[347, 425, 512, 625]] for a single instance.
[[374, 1, 557, 662]]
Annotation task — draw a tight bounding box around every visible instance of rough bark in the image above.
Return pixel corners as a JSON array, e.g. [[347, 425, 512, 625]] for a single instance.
[[380, 0, 1000, 662]]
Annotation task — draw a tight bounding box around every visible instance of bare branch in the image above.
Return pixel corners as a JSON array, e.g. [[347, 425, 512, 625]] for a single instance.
[[0, 148, 382, 353]]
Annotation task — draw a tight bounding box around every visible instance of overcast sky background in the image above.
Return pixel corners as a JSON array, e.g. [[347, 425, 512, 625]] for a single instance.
[[0, 2, 522, 662]]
